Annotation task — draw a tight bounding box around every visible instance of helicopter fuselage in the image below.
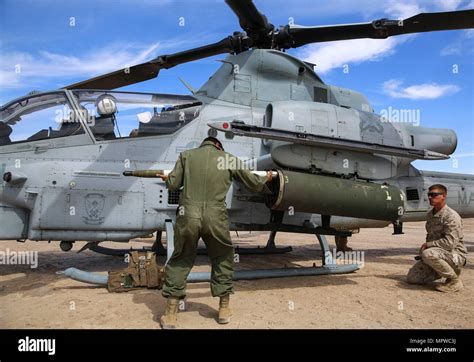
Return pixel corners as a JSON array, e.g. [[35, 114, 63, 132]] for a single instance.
[[1, 49, 473, 243]]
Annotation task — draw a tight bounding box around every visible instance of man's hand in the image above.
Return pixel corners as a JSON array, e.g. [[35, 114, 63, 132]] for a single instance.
[[266, 171, 273, 183], [157, 173, 168, 181], [419, 242, 428, 254]]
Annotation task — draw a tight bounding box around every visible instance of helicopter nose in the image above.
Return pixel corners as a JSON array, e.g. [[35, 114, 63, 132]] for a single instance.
[[450, 130, 458, 154], [438, 129, 458, 155], [413, 127, 458, 156]]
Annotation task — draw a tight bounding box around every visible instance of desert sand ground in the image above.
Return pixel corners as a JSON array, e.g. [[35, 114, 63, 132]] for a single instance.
[[0, 220, 473, 329]]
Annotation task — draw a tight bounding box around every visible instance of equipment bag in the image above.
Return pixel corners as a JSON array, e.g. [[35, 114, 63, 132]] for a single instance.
[[107, 251, 165, 293]]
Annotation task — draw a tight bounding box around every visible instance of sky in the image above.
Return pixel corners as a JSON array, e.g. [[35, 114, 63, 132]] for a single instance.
[[0, 0, 473, 173]]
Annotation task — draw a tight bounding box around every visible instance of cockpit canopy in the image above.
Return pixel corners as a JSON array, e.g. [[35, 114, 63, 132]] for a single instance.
[[0, 90, 201, 145], [73, 90, 201, 140], [0, 92, 83, 145]]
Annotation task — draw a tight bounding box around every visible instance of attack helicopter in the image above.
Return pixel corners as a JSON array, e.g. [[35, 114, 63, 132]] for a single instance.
[[1, 0, 473, 278]]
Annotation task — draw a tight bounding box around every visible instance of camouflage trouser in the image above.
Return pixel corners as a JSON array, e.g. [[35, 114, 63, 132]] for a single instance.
[[162, 202, 235, 299], [407, 247, 466, 285]]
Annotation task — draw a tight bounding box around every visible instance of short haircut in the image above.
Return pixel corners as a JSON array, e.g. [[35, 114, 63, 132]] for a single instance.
[[429, 184, 447, 195], [203, 136, 223, 150]]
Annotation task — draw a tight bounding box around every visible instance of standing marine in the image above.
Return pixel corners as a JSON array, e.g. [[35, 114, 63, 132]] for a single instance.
[[157, 136, 273, 328]]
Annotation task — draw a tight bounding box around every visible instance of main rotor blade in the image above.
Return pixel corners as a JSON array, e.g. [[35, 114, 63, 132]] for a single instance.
[[63, 37, 237, 90], [63, 62, 160, 90], [225, 0, 273, 35], [279, 9, 474, 48]]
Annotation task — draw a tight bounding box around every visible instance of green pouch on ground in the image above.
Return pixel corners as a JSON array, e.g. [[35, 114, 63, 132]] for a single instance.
[[107, 271, 141, 293]]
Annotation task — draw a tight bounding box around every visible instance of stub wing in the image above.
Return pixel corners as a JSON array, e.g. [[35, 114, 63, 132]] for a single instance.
[[208, 120, 449, 161]]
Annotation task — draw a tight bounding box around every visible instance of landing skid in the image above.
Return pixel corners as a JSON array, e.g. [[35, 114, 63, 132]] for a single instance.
[[59, 220, 359, 287], [85, 220, 360, 279]]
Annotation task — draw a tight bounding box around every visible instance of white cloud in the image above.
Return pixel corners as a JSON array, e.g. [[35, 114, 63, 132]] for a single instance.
[[385, 1, 424, 18], [440, 29, 474, 56], [0, 42, 162, 89], [299, 37, 402, 74], [280, 0, 466, 21], [384, 0, 463, 17], [383, 0, 465, 19], [0, 34, 211, 90], [294, 0, 428, 75], [433, 0, 464, 11], [0, 70, 24, 89], [269, 0, 388, 21], [440, 43, 463, 56], [295, 0, 468, 74], [383, 79, 460, 99], [465, 29, 474, 38]]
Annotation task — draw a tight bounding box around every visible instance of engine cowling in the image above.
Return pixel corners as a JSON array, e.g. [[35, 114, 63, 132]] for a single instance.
[[263, 101, 457, 180]]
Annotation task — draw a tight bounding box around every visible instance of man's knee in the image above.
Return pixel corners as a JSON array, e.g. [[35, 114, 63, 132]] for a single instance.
[[422, 248, 458, 269], [421, 248, 447, 268], [421, 248, 437, 263]]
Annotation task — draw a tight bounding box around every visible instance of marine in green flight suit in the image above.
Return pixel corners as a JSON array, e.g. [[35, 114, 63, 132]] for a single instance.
[[158, 136, 273, 328]]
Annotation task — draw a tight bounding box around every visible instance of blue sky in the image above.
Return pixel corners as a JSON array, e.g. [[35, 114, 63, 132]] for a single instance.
[[1, 0, 473, 173]]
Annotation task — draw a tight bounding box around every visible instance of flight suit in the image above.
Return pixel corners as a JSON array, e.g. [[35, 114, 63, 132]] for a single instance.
[[161, 139, 271, 298], [407, 205, 468, 284]]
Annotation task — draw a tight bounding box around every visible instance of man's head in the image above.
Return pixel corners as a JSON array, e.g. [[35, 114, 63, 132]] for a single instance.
[[202, 136, 224, 151], [428, 184, 447, 209]]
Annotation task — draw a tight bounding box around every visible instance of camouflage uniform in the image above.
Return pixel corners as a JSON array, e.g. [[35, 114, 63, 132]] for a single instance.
[[407, 205, 467, 285], [162, 139, 271, 298]]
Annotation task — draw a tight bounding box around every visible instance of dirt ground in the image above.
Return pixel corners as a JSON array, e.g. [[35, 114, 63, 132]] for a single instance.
[[0, 220, 473, 329]]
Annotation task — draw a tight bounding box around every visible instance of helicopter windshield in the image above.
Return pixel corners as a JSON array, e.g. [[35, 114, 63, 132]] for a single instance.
[[72, 90, 202, 140], [0, 91, 84, 145]]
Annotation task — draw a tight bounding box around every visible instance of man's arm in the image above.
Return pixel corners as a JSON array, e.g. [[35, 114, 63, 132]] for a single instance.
[[230, 157, 272, 194], [163, 153, 184, 192], [426, 214, 462, 250]]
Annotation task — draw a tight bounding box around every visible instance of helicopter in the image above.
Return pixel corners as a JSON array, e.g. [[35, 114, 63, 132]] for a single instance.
[[1, 0, 474, 279]]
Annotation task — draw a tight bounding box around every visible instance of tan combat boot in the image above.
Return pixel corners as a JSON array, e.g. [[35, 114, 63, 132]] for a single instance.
[[430, 259, 464, 293], [218, 295, 232, 324], [435, 277, 464, 293], [160, 297, 179, 329]]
